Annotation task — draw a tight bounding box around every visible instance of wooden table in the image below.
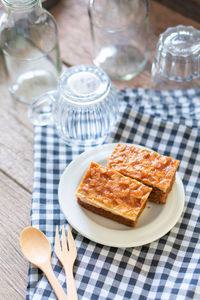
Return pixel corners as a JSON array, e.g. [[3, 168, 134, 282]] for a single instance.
[[0, 1, 199, 298]]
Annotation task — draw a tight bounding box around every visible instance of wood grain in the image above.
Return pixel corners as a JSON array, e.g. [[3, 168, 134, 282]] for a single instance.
[[0, 0, 199, 298], [153, 0, 200, 22], [0, 173, 31, 299], [0, 82, 33, 191]]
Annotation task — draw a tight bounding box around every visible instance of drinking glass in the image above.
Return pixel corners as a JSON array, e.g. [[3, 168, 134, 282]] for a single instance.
[[151, 25, 200, 90], [28, 65, 119, 146]]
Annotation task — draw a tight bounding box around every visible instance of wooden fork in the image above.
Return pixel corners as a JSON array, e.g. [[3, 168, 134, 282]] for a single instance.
[[55, 225, 78, 300]]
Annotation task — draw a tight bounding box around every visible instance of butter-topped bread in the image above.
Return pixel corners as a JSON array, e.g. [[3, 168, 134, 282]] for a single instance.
[[108, 144, 179, 204], [75, 162, 152, 227]]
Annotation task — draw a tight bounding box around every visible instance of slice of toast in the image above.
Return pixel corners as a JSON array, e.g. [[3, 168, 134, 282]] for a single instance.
[[108, 144, 179, 204], [76, 162, 152, 227]]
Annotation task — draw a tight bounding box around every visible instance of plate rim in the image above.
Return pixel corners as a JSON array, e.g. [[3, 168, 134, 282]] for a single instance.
[[58, 143, 185, 248]]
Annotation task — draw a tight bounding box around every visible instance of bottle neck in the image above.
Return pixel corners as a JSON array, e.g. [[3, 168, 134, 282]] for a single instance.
[[1, 0, 41, 10]]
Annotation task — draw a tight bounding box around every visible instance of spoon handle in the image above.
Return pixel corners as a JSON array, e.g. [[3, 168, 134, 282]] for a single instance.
[[42, 262, 68, 300]]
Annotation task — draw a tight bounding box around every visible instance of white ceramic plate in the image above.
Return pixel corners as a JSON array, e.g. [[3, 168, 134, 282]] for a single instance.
[[58, 143, 185, 248]]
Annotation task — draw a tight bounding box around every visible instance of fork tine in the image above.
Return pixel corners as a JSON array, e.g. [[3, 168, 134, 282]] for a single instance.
[[55, 225, 61, 254], [61, 225, 68, 253], [67, 226, 77, 256]]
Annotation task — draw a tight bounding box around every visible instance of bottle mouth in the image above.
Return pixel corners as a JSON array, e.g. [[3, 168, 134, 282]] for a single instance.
[[1, 0, 38, 9]]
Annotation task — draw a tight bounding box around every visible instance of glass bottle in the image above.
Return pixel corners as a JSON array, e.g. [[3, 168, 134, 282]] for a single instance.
[[89, 0, 149, 81], [0, 0, 62, 104]]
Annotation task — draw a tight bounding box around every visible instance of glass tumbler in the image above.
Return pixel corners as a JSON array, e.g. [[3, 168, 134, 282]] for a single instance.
[[89, 0, 149, 81], [151, 25, 200, 90], [0, 0, 62, 104], [28, 65, 119, 146]]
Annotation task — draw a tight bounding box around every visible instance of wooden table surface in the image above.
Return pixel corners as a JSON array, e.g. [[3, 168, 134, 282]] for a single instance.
[[0, 0, 199, 298]]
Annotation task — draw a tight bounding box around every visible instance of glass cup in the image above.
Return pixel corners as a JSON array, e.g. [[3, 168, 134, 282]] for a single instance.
[[28, 64, 119, 146], [151, 25, 200, 90], [89, 0, 149, 81]]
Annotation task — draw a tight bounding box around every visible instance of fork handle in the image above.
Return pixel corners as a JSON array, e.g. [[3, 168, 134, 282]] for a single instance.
[[64, 266, 78, 300], [42, 262, 68, 300]]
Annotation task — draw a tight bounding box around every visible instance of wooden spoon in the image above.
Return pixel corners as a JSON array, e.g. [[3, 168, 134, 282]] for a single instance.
[[20, 227, 68, 300]]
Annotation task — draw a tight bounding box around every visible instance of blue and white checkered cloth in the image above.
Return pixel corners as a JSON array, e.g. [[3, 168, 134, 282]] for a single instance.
[[27, 89, 200, 300]]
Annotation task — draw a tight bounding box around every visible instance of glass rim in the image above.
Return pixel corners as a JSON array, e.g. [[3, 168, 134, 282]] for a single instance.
[[59, 64, 112, 106], [158, 25, 200, 57]]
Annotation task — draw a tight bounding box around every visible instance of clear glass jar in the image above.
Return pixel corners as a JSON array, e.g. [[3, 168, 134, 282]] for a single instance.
[[89, 0, 149, 81], [0, 0, 62, 104]]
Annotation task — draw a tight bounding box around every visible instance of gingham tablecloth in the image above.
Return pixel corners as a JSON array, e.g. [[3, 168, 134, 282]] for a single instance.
[[27, 89, 200, 300]]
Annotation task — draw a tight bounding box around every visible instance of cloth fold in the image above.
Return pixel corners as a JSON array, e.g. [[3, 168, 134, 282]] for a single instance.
[[27, 89, 200, 300]]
